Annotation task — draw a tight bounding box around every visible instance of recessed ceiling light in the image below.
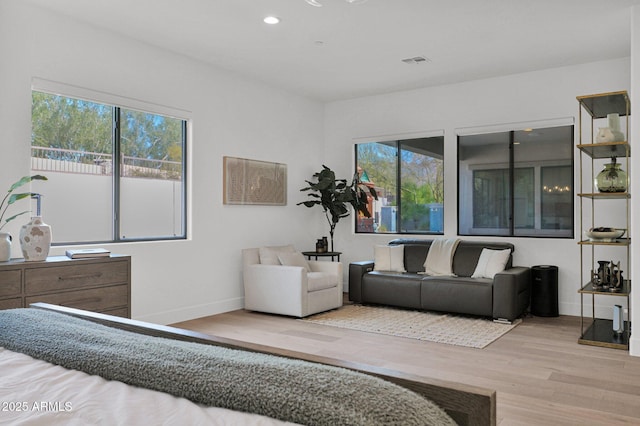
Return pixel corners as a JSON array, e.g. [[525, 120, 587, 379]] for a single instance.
[[263, 16, 280, 25]]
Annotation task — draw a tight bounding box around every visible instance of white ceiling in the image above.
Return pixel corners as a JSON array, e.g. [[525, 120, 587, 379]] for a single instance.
[[23, 0, 640, 102]]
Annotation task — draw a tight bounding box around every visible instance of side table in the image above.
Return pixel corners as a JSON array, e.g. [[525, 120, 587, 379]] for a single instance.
[[302, 251, 342, 262]]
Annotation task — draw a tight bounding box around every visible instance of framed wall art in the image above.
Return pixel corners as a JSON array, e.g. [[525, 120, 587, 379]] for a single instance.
[[223, 156, 287, 205]]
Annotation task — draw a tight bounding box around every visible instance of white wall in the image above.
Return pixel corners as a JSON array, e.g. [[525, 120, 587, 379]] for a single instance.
[[0, 1, 326, 324], [324, 58, 633, 321]]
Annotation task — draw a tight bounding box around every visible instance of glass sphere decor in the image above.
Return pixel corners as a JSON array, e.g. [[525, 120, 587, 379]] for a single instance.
[[595, 158, 628, 193]]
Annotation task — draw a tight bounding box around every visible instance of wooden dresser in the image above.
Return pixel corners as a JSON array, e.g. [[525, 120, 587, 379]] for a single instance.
[[0, 255, 131, 318]]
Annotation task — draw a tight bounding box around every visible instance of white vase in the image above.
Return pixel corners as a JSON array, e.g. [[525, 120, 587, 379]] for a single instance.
[[0, 232, 11, 262], [19, 216, 52, 262]]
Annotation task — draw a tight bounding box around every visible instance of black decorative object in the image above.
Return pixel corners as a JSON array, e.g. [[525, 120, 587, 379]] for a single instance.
[[591, 260, 624, 292]]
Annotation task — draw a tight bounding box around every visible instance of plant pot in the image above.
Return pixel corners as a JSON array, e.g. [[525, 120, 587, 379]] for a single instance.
[[0, 232, 11, 262], [19, 216, 51, 261]]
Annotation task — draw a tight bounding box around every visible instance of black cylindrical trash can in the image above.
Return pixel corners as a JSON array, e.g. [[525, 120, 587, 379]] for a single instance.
[[531, 265, 559, 317]]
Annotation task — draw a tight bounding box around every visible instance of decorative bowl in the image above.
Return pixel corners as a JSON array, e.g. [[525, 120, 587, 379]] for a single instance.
[[585, 227, 625, 242]]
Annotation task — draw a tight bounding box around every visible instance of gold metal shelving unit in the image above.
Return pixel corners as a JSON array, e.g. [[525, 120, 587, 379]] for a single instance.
[[576, 91, 631, 350]]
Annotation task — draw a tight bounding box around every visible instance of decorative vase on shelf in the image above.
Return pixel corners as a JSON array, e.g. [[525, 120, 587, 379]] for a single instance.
[[0, 232, 11, 262], [595, 114, 625, 143], [595, 158, 628, 193], [19, 216, 51, 261]]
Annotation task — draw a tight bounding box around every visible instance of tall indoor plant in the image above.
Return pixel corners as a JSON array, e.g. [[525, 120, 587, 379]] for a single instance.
[[298, 165, 377, 251], [0, 175, 48, 261]]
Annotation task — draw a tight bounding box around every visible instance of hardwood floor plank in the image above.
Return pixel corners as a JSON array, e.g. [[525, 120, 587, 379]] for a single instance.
[[172, 308, 640, 425]]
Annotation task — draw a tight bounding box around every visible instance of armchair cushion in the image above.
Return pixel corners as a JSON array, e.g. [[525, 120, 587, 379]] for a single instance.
[[278, 252, 311, 272], [258, 245, 296, 265], [307, 272, 338, 292]]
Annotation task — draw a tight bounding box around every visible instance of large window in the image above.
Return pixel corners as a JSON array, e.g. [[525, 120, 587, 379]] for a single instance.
[[355, 135, 444, 234], [458, 124, 573, 238], [31, 90, 187, 244]]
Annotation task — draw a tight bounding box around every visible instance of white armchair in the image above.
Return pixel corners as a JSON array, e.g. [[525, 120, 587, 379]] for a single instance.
[[242, 246, 343, 318]]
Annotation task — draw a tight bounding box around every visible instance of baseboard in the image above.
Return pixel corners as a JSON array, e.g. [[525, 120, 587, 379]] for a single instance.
[[133, 297, 245, 325]]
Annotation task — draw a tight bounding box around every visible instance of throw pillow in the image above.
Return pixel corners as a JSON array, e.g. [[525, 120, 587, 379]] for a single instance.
[[422, 238, 460, 276], [373, 245, 406, 272], [278, 252, 311, 273], [471, 248, 511, 279], [258, 245, 296, 265]]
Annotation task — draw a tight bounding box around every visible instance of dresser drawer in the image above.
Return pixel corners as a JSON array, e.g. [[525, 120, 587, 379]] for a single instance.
[[0, 270, 22, 297], [26, 284, 128, 312], [25, 260, 129, 294], [0, 297, 22, 310]]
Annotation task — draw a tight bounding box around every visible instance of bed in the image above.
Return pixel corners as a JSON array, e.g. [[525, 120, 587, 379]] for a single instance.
[[0, 303, 496, 425]]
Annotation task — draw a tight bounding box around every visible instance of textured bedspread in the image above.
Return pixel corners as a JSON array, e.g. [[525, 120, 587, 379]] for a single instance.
[[0, 308, 455, 426]]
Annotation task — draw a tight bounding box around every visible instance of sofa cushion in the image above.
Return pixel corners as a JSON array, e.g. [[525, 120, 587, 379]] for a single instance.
[[400, 244, 428, 273], [373, 245, 406, 272], [471, 248, 511, 279], [259, 245, 296, 265], [362, 272, 422, 309], [278, 252, 311, 272], [420, 277, 493, 317], [307, 272, 337, 292]]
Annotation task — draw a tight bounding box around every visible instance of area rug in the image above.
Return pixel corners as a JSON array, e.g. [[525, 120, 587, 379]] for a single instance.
[[302, 304, 521, 349]]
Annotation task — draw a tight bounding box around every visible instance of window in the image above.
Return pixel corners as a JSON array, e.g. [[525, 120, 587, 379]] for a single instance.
[[458, 124, 573, 238], [31, 90, 187, 244], [355, 135, 444, 234]]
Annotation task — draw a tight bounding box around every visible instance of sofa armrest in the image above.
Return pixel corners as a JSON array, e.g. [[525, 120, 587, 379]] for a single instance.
[[492, 266, 531, 321], [349, 261, 375, 303]]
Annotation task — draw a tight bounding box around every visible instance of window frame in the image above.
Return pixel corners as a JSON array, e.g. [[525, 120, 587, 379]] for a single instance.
[[456, 123, 574, 239], [354, 134, 444, 235], [31, 79, 189, 245]]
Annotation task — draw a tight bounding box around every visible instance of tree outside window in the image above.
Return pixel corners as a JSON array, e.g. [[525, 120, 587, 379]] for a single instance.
[[31, 91, 187, 244], [355, 136, 444, 234]]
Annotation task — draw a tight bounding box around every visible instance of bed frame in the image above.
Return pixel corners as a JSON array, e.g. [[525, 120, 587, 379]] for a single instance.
[[30, 302, 496, 426]]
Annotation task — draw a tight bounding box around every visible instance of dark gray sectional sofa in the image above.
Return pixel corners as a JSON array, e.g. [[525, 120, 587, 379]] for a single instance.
[[349, 239, 531, 322]]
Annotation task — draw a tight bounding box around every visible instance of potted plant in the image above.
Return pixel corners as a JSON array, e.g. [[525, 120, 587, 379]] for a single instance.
[[0, 175, 48, 261], [298, 165, 377, 252]]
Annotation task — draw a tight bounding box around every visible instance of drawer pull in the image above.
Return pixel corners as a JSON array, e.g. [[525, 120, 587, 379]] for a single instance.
[[58, 272, 103, 281]]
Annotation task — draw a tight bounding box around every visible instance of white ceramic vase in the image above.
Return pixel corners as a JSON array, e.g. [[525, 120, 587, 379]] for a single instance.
[[0, 232, 11, 262], [19, 216, 51, 261]]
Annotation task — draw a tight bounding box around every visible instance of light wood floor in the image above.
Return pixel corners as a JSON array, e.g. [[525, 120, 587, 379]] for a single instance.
[[173, 303, 640, 426]]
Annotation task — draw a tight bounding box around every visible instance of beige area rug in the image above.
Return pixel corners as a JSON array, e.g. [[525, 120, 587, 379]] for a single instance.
[[302, 304, 521, 349]]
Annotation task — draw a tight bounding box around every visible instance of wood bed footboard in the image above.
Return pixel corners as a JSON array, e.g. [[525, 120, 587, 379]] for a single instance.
[[30, 303, 496, 426]]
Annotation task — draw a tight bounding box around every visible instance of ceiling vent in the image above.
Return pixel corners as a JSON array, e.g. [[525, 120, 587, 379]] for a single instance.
[[401, 56, 431, 65]]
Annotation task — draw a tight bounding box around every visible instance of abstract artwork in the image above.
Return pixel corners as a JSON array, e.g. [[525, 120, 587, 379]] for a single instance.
[[223, 156, 287, 205]]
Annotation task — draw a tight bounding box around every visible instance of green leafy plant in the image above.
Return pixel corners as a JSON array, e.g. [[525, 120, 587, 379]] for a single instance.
[[298, 165, 377, 251], [0, 175, 48, 232]]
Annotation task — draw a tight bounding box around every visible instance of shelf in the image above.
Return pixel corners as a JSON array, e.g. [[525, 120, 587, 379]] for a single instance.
[[578, 318, 630, 350], [577, 91, 631, 352], [579, 279, 630, 296], [578, 238, 630, 246], [577, 192, 630, 199], [577, 91, 630, 118], [577, 142, 630, 159]]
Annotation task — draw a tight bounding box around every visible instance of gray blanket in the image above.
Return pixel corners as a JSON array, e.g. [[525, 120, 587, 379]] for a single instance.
[[0, 308, 455, 426]]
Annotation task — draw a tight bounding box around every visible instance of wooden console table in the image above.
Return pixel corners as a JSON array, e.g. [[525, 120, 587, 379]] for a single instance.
[[0, 255, 131, 318]]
